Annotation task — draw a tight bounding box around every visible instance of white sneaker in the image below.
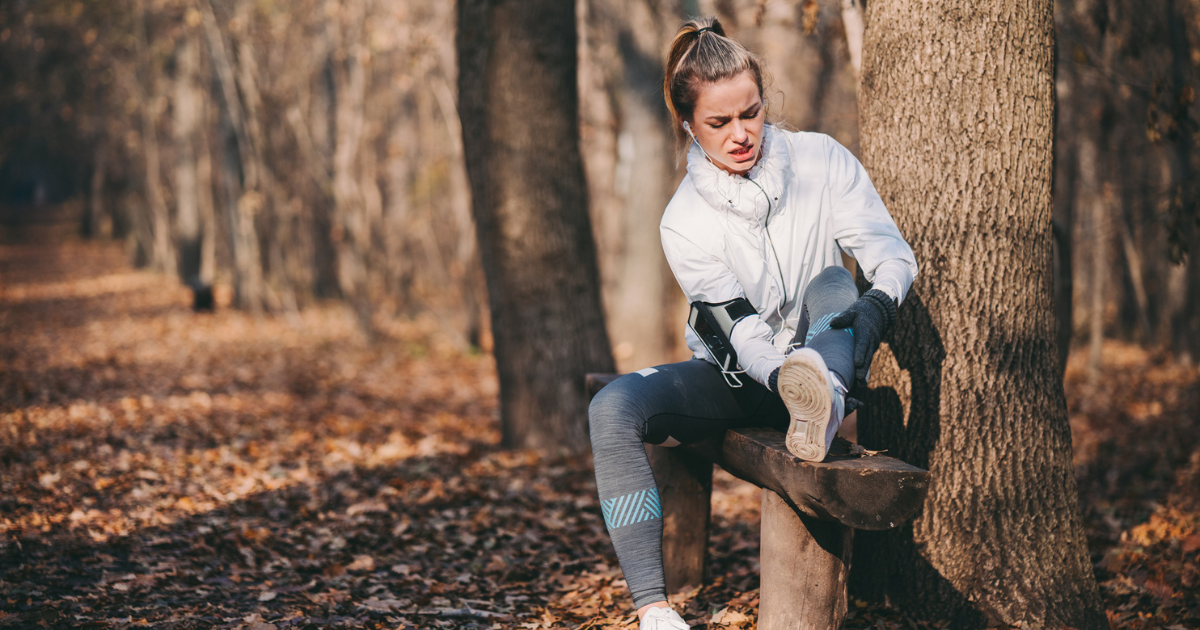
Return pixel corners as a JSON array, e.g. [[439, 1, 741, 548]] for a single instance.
[[778, 348, 845, 462], [639, 606, 690, 630]]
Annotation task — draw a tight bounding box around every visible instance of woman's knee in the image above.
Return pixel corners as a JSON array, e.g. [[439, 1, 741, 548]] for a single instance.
[[806, 265, 859, 308], [815, 264, 854, 287], [588, 379, 648, 448]]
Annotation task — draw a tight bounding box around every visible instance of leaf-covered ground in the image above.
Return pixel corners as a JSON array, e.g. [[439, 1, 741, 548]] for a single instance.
[[1, 235, 1198, 629]]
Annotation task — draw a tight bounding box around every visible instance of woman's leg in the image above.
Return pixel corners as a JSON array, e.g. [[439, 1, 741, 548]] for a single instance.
[[589, 360, 786, 611], [777, 266, 861, 460], [792, 265, 859, 388]]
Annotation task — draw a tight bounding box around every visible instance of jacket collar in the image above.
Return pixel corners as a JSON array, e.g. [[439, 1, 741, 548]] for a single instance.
[[686, 123, 791, 224]]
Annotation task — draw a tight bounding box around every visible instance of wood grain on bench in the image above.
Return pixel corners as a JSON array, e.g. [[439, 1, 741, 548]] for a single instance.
[[587, 372, 929, 529]]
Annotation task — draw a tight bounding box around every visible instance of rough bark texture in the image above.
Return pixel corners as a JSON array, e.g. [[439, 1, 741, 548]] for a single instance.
[[852, 0, 1109, 627], [457, 0, 615, 451]]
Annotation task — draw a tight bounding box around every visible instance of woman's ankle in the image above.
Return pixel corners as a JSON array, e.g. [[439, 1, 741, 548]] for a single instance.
[[637, 601, 670, 620]]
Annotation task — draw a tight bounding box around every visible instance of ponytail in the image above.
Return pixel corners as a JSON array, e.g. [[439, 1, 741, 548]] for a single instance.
[[663, 17, 766, 147]]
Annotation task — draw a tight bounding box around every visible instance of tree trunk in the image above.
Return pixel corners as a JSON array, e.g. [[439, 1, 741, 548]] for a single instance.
[[201, 0, 264, 311], [579, 0, 682, 372], [174, 30, 203, 282], [457, 0, 615, 451], [86, 142, 112, 239], [1084, 142, 1107, 379], [851, 0, 1109, 626], [327, 0, 374, 333], [1120, 223, 1153, 342], [134, 0, 175, 276], [1078, 0, 1117, 378], [841, 0, 864, 79], [1051, 10, 1076, 374], [195, 78, 217, 288], [1167, 0, 1199, 363]]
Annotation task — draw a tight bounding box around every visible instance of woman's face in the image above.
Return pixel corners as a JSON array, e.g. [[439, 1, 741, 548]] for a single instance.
[[685, 71, 765, 175]]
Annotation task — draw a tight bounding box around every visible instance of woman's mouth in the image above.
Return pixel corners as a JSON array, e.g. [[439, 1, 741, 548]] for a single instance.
[[729, 144, 755, 161]]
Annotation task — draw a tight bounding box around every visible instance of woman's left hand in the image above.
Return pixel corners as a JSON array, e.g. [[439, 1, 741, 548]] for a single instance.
[[829, 288, 897, 388]]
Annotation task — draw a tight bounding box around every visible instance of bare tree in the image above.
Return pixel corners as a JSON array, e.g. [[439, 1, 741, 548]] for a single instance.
[[173, 27, 205, 286], [458, 0, 615, 450], [850, 0, 1108, 626], [579, 0, 684, 372], [134, 0, 175, 276]]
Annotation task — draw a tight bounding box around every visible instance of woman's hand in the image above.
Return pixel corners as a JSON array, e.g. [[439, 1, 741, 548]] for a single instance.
[[829, 288, 897, 389]]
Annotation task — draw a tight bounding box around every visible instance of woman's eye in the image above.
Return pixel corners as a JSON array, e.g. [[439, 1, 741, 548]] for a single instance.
[[710, 122, 726, 129], [742, 109, 760, 119]]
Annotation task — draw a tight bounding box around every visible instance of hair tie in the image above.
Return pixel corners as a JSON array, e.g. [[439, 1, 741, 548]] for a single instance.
[[696, 26, 715, 36]]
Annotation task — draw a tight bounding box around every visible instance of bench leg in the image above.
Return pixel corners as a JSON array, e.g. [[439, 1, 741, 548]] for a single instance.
[[758, 489, 852, 630], [648, 445, 712, 593]]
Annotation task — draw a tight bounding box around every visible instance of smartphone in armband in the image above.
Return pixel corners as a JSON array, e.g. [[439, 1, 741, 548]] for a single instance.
[[688, 300, 753, 388]]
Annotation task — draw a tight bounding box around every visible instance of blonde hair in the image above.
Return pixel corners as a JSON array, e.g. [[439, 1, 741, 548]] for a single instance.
[[663, 17, 766, 147]]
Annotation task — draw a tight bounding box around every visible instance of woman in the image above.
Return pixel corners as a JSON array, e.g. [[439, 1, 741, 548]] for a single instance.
[[588, 17, 918, 629]]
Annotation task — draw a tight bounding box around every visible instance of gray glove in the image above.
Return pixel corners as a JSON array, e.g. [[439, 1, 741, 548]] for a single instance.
[[829, 288, 897, 388]]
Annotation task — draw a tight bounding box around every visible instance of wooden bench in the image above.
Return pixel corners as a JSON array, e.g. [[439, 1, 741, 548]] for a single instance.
[[586, 374, 930, 630]]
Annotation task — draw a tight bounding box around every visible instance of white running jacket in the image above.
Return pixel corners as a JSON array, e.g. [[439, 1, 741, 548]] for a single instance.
[[660, 124, 918, 388]]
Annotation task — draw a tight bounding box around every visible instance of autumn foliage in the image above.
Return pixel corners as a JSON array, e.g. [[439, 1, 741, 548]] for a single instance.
[[0, 228, 1196, 629]]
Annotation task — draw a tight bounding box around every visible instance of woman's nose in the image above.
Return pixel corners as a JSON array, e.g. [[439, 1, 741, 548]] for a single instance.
[[730, 120, 747, 143]]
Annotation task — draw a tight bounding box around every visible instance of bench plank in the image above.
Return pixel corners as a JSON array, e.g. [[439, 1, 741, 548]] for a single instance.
[[688, 428, 927, 530], [587, 373, 929, 530]]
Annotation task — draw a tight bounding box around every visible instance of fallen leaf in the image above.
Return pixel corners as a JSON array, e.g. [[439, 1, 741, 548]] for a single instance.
[[347, 555, 375, 572]]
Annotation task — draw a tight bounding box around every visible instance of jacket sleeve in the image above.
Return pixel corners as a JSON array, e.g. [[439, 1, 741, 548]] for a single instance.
[[825, 136, 919, 303], [661, 225, 786, 388]]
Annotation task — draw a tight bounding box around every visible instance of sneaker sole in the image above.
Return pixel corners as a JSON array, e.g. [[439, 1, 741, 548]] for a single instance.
[[778, 349, 832, 462]]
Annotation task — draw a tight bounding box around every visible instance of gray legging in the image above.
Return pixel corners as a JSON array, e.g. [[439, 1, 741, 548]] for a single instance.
[[588, 266, 858, 608]]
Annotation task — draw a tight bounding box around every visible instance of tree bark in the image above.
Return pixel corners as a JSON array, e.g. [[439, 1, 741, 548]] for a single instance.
[[134, 0, 175, 276], [852, 0, 1109, 626], [1167, 0, 1199, 363], [841, 0, 864, 79], [579, 0, 682, 372], [1084, 139, 1108, 379], [1051, 8, 1076, 374], [231, 4, 294, 314], [327, 0, 374, 333], [86, 142, 112, 239], [201, 0, 264, 311], [173, 30, 203, 283], [457, 0, 615, 451]]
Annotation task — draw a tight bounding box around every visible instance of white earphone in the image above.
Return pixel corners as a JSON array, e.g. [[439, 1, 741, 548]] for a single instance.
[[683, 119, 723, 170]]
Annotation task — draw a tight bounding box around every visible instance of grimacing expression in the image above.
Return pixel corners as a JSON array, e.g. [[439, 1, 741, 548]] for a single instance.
[[686, 71, 765, 175]]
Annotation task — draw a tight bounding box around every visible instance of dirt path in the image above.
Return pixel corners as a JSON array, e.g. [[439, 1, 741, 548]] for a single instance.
[[0, 238, 770, 629]]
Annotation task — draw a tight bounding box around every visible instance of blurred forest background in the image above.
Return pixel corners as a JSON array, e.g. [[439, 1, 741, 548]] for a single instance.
[[2, 1, 1200, 628], [3, 0, 1196, 371]]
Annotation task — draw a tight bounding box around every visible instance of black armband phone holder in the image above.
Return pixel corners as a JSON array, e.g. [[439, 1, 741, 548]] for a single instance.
[[688, 298, 759, 388]]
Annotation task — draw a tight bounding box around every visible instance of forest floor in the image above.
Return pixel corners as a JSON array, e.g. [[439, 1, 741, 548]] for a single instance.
[[1, 233, 1198, 630]]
